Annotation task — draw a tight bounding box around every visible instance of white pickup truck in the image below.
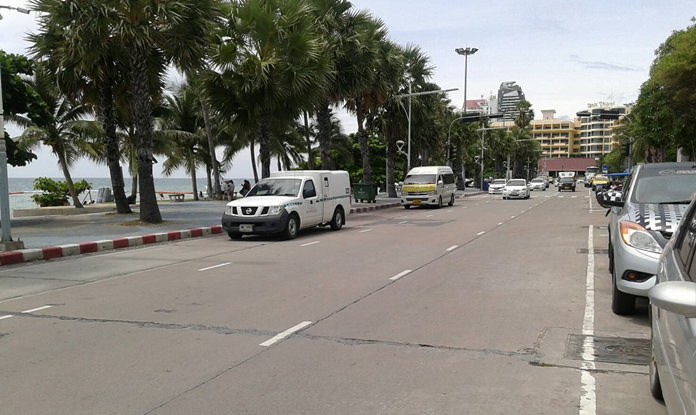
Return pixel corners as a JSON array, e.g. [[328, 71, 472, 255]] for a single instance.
[[221, 170, 351, 240]]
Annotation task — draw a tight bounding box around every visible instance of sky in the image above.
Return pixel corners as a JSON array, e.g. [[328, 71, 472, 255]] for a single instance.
[[0, 0, 693, 179]]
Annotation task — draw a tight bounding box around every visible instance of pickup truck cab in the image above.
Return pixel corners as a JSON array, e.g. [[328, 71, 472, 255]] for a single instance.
[[221, 170, 351, 240]]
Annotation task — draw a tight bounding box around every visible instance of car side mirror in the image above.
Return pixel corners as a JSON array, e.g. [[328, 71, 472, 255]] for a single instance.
[[596, 189, 623, 208]]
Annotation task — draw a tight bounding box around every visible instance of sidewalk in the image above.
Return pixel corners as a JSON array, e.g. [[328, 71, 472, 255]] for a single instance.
[[0, 189, 483, 266]]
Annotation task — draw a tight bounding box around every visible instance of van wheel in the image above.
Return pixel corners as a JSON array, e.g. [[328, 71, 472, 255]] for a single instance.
[[437, 196, 443, 208], [404, 205, 410, 209], [330, 207, 344, 231], [448, 194, 455, 206], [283, 214, 299, 240], [228, 232, 242, 240]]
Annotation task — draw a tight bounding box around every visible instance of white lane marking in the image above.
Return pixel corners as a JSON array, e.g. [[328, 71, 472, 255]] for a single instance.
[[0, 315, 13, 320], [572, 196, 578, 199], [476, 231, 485, 236], [446, 245, 458, 252], [398, 221, 408, 224], [510, 215, 516, 219], [426, 214, 434, 218], [579, 225, 597, 415], [389, 269, 412, 281], [22, 305, 52, 314], [198, 262, 231, 272], [300, 241, 320, 247], [260, 321, 313, 347], [497, 222, 503, 226], [559, 195, 565, 198], [359, 229, 373, 233], [520, 210, 526, 213]]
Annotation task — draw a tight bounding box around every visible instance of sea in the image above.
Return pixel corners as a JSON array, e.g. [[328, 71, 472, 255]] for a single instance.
[[6, 177, 254, 217]]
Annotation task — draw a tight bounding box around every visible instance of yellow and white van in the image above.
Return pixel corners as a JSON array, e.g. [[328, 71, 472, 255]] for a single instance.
[[400, 166, 457, 208]]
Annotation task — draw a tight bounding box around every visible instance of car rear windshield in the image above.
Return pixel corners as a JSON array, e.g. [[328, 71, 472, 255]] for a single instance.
[[491, 179, 506, 185], [507, 180, 525, 186], [404, 174, 436, 185], [632, 169, 696, 204]]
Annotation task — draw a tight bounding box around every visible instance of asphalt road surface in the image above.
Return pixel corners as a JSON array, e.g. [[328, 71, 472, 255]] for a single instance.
[[0, 188, 666, 414]]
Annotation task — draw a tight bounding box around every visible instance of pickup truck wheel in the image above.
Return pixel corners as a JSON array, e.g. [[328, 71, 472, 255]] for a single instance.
[[283, 214, 299, 240], [612, 267, 636, 315], [330, 208, 344, 231], [228, 231, 243, 240]]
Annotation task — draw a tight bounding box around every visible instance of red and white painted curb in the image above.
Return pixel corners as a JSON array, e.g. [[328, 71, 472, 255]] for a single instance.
[[0, 226, 224, 266], [349, 202, 401, 214], [0, 201, 409, 266]]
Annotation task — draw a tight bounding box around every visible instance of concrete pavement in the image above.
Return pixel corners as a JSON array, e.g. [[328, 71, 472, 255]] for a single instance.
[[0, 189, 483, 266]]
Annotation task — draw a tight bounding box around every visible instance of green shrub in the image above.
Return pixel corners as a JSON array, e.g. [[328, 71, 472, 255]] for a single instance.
[[31, 177, 92, 207]]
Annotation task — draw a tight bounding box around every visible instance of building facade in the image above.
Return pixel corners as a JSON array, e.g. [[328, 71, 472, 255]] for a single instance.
[[497, 81, 526, 123], [530, 110, 578, 159]]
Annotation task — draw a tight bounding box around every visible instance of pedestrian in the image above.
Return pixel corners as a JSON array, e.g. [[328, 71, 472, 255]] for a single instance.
[[240, 180, 251, 196], [224, 180, 235, 201]]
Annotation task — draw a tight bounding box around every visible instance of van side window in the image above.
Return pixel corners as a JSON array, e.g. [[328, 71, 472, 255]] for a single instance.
[[324, 177, 329, 187], [444, 173, 455, 185], [303, 180, 317, 198]]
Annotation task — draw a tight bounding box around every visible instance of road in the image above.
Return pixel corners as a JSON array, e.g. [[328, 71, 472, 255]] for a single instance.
[[0, 189, 665, 414]]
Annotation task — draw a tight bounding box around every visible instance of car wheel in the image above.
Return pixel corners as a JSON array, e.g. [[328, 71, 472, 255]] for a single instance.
[[330, 207, 344, 231], [503, 196, 507, 200], [608, 243, 614, 274], [283, 214, 299, 240], [448, 193, 455, 206], [649, 316, 664, 400], [228, 231, 243, 240], [612, 267, 636, 315]]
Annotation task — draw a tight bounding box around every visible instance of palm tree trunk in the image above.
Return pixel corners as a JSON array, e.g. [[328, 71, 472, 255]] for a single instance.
[[58, 152, 84, 208], [190, 151, 199, 201], [100, 84, 132, 214], [249, 136, 259, 182], [316, 101, 333, 169], [131, 176, 138, 200], [355, 100, 372, 183], [259, 115, 272, 179], [131, 48, 161, 223], [303, 111, 313, 169], [201, 100, 221, 200]]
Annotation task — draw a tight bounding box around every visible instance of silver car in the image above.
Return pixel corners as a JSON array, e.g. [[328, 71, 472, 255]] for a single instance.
[[528, 177, 546, 191], [597, 162, 696, 315], [648, 194, 696, 413]]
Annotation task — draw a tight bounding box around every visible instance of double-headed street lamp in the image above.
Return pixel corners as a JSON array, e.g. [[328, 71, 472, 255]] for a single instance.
[[395, 85, 458, 172], [455, 47, 478, 111], [0, 4, 30, 249]]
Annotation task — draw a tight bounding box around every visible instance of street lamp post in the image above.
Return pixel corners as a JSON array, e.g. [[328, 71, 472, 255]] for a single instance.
[[455, 47, 478, 111], [0, 4, 30, 249], [395, 86, 458, 172]]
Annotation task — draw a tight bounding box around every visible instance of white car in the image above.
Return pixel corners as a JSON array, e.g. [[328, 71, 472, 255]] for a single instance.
[[488, 179, 507, 195], [502, 179, 530, 199], [528, 177, 545, 191]]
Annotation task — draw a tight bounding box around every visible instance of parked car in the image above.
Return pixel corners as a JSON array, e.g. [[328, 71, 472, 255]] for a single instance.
[[502, 179, 530, 199], [558, 177, 576, 192], [597, 162, 696, 315], [528, 177, 546, 191], [576, 177, 586, 187], [488, 179, 507, 195], [648, 193, 696, 413]]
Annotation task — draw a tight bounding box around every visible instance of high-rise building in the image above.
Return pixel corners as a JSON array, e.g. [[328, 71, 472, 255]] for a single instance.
[[497, 81, 526, 122], [575, 103, 628, 158]]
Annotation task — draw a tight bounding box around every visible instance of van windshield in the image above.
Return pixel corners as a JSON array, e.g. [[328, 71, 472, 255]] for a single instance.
[[404, 174, 436, 184], [246, 179, 302, 197]]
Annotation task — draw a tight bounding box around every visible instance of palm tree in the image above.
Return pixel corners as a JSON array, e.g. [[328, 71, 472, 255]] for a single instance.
[[9, 63, 102, 208], [206, 0, 332, 179], [29, 0, 133, 214]]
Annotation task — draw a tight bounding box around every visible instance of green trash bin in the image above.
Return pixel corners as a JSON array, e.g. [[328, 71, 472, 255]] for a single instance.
[[353, 183, 377, 203]]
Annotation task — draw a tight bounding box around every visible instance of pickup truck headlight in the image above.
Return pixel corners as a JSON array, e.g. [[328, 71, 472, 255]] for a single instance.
[[268, 205, 284, 215], [619, 221, 661, 253], [225, 206, 233, 215]]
